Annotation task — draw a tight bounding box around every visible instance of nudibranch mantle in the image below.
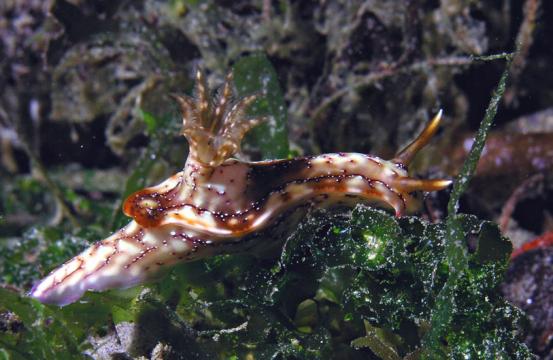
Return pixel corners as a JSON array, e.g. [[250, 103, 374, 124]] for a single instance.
[[30, 70, 451, 306]]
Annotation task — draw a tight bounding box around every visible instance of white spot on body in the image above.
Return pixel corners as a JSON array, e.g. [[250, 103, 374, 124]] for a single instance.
[[170, 239, 190, 253], [118, 239, 141, 255]]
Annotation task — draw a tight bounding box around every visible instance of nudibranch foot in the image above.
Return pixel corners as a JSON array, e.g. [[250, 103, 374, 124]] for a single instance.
[[30, 69, 452, 306]]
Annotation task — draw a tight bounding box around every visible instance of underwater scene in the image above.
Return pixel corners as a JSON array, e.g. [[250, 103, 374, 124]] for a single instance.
[[1, 1, 552, 359]]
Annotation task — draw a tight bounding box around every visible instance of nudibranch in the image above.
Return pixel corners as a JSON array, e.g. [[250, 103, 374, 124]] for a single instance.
[[30, 70, 452, 306]]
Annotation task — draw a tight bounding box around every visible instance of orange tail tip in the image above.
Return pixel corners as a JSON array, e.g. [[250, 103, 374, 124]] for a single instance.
[[393, 110, 443, 166]]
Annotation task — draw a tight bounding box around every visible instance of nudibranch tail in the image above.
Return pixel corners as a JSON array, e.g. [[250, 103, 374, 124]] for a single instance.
[[28, 222, 145, 306], [393, 109, 443, 166], [171, 69, 264, 167], [28, 221, 208, 306]]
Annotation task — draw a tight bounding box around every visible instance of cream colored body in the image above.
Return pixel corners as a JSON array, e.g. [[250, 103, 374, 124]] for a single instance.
[[30, 70, 451, 306]]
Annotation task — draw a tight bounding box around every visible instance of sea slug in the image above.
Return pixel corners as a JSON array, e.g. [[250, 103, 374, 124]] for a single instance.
[[30, 70, 451, 306]]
